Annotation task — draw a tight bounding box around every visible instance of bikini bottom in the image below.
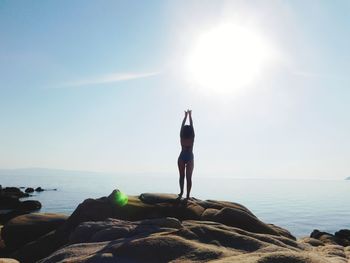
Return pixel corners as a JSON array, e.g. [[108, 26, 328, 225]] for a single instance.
[[178, 151, 194, 163]]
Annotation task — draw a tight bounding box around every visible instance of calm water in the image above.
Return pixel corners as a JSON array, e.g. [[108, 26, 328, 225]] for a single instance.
[[1, 173, 349, 238]]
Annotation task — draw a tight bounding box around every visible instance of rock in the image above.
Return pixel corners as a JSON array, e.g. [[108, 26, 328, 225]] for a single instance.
[[35, 187, 44, 192], [24, 188, 34, 193], [0, 196, 20, 210], [12, 192, 298, 263], [139, 193, 179, 204], [10, 230, 68, 263], [1, 188, 28, 198], [199, 199, 257, 218], [62, 193, 286, 239], [69, 217, 182, 244], [201, 208, 219, 220], [0, 259, 19, 263], [310, 230, 339, 245], [0, 200, 42, 225], [17, 200, 41, 212], [310, 229, 330, 239], [183, 202, 205, 219], [10, 190, 350, 263], [0, 188, 42, 223], [1, 213, 68, 250], [268, 223, 296, 240], [335, 229, 350, 240], [2, 188, 21, 196], [310, 229, 350, 247], [205, 207, 285, 237], [0, 211, 27, 225], [299, 237, 325, 247], [39, 218, 349, 263]]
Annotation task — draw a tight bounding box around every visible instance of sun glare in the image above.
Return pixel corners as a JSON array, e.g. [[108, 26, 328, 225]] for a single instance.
[[187, 23, 274, 95]]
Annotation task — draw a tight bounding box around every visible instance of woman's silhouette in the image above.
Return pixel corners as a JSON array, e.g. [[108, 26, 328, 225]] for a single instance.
[[178, 109, 195, 200]]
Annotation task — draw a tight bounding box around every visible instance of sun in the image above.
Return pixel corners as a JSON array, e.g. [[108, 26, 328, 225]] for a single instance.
[[186, 23, 274, 95]]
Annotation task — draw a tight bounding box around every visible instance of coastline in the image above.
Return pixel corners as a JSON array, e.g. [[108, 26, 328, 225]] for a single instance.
[[2, 179, 350, 237], [1, 189, 350, 262]]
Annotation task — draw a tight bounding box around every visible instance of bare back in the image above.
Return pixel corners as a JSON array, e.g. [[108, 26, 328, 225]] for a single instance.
[[180, 137, 194, 152]]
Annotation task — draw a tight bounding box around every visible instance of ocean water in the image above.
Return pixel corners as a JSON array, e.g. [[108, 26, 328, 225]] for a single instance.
[[1, 173, 349, 238]]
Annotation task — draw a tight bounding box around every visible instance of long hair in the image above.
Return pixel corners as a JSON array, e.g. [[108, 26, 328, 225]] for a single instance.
[[181, 125, 194, 139]]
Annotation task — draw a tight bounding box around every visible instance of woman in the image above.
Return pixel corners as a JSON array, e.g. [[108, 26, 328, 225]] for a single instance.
[[178, 109, 195, 200]]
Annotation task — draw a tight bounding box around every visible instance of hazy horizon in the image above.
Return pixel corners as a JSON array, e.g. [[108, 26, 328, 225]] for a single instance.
[[0, 167, 347, 181], [1, 1, 349, 180]]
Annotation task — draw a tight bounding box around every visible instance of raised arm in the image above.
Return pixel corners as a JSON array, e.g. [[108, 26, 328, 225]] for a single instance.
[[188, 110, 195, 137], [180, 111, 188, 135], [188, 110, 193, 127]]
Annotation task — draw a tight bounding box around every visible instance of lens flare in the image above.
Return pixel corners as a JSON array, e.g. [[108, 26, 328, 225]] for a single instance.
[[113, 190, 128, 207]]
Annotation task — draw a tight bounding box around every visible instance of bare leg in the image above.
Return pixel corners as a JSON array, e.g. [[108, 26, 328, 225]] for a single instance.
[[185, 160, 194, 199], [177, 158, 185, 197]]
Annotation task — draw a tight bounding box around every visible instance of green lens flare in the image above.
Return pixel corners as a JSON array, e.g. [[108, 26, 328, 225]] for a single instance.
[[114, 190, 128, 207]]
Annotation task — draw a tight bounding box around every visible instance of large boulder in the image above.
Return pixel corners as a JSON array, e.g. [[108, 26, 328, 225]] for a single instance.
[[10, 191, 350, 263], [62, 192, 291, 239], [0, 187, 29, 220], [1, 213, 68, 250], [335, 229, 350, 240], [2, 188, 28, 198], [0, 196, 20, 210], [10, 191, 298, 263], [6, 191, 350, 263], [0, 201, 43, 225], [38, 218, 350, 263], [17, 200, 41, 212]]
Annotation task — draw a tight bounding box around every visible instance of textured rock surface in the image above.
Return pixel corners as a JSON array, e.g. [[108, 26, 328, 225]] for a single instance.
[[0, 258, 19, 263], [61, 192, 294, 239], [310, 229, 350, 246], [1, 213, 68, 250], [40, 218, 350, 263], [4, 191, 350, 263]]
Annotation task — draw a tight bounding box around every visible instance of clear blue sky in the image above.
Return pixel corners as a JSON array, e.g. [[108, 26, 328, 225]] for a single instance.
[[1, 0, 349, 179]]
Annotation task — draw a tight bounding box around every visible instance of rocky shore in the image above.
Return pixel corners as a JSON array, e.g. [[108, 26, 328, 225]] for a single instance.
[[0, 190, 349, 262], [0, 186, 46, 224]]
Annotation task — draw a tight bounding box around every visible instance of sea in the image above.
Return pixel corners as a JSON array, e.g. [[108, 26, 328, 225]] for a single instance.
[[1, 172, 349, 238]]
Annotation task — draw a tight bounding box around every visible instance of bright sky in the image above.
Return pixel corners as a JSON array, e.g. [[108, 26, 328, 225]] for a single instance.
[[1, 0, 349, 179]]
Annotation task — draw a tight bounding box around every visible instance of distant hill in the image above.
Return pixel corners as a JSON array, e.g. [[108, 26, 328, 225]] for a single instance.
[[0, 167, 109, 177], [346, 177, 350, 180]]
